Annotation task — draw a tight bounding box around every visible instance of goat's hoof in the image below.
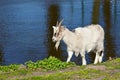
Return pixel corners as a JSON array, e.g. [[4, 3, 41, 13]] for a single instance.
[[94, 63, 97, 64], [82, 64, 86, 66]]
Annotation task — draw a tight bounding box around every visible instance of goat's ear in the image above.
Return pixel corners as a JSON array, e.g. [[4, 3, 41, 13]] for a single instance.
[[62, 26, 66, 30], [52, 26, 56, 29]]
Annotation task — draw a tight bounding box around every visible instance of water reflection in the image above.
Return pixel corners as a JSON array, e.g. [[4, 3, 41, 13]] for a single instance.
[[0, 0, 36, 6], [0, 21, 7, 64], [113, 0, 117, 24], [81, 0, 84, 26], [103, 0, 116, 60], [0, 44, 3, 64], [47, 4, 63, 59], [91, 0, 100, 24]]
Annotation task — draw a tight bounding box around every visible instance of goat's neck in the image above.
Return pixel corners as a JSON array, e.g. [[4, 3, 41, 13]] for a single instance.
[[62, 29, 75, 45]]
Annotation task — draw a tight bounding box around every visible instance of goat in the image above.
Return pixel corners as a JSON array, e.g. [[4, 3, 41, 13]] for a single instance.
[[52, 20, 104, 65]]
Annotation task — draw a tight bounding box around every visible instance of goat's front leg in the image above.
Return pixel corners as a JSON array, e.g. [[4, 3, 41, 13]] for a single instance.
[[81, 51, 86, 65], [67, 51, 73, 62], [81, 55, 86, 65]]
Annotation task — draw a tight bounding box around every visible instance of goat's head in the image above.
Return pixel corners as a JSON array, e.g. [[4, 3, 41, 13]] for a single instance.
[[52, 20, 65, 42], [52, 20, 65, 50]]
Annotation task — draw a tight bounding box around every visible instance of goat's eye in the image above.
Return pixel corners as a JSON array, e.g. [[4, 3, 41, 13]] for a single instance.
[[54, 33, 57, 36]]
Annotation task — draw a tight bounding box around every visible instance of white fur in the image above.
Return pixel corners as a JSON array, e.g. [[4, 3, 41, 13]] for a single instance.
[[52, 24, 104, 65], [99, 52, 104, 63], [67, 51, 73, 62]]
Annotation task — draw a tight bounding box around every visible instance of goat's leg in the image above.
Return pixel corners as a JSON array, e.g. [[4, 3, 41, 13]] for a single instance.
[[99, 51, 104, 63], [82, 56, 86, 65], [94, 52, 99, 64], [67, 51, 73, 62], [81, 52, 86, 65]]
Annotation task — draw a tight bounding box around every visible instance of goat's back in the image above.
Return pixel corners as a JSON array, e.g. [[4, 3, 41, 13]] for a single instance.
[[74, 24, 104, 41], [74, 24, 104, 52]]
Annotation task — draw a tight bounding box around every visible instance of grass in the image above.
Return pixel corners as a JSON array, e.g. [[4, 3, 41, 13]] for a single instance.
[[20, 68, 105, 80], [25, 56, 75, 71], [102, 58, 120, 69], [0, 57, 120, 80], [0, 64, 20, 72]]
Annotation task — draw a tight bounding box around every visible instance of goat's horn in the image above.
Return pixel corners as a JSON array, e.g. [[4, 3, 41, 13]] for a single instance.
[[56, 21, 59, 26], [58, 19, 64, 27]]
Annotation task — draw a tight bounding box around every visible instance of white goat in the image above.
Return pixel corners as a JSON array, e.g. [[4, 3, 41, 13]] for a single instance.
[[52, 20, 104, 65]]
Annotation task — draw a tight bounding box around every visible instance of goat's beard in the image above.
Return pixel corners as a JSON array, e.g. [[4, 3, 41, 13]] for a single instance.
[[55, 41, 60, 50]]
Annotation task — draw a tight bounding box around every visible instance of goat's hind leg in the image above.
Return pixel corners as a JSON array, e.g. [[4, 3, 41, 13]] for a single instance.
[[94, 51, 99, 64], [99, 51, 104, 63], [67, 51, 73, 62], [94, 50, 104, 64]]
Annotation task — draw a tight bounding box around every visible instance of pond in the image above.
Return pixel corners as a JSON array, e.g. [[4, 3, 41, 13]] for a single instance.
[[0, 0, 120, 65]]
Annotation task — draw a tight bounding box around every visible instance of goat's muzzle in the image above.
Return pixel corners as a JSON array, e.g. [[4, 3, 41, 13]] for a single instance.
[[52, 37, 57, 42]]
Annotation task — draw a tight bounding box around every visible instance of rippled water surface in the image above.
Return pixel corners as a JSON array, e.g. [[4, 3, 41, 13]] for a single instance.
[[0, 0, 120, 65]]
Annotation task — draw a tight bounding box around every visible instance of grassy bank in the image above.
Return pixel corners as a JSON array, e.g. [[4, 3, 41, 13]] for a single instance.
[[0, 57, 120, 80]]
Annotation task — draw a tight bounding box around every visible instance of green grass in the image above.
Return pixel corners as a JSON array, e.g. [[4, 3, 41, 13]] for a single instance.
[[102, 58, 120, 69], [0, 57, 120, 80], [25, 56, 75, 70], [0, 64, 20, 72], [21, 68, 105, 80]]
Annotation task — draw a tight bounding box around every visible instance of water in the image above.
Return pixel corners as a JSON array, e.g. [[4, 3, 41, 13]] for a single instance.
[[0, 0, 120, 65]]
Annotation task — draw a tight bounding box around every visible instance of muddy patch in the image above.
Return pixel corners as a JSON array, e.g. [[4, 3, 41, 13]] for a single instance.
[[86, 65, 106, 71]]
